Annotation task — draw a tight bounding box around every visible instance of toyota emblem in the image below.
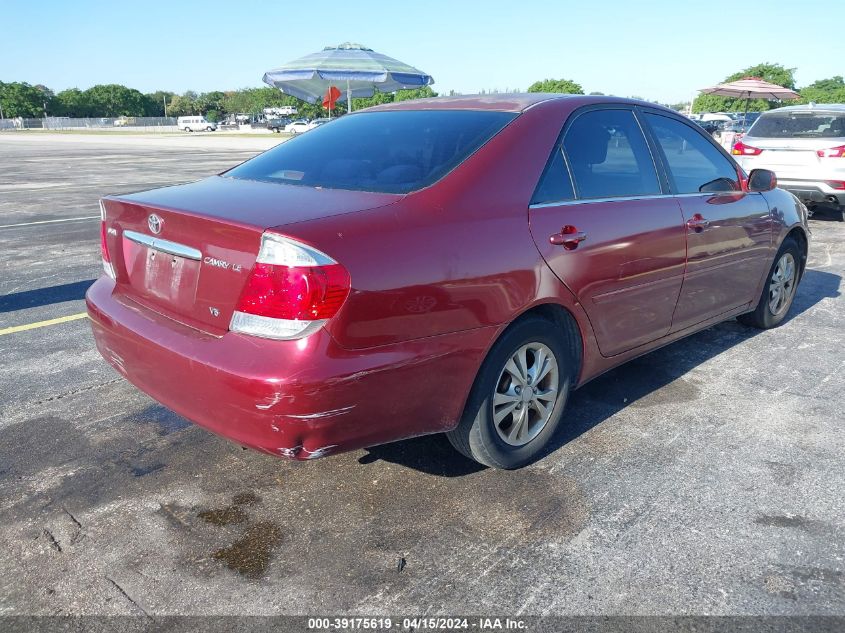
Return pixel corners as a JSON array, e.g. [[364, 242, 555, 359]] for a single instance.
[[148, 214, 163, 234]]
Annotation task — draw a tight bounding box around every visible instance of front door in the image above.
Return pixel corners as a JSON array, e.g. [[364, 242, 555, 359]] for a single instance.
[[641, 112, 773, 331], [529, 107, 687, 358]]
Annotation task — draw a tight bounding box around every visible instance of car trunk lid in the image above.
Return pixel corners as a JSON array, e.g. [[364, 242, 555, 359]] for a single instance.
[[741, 136, 845, 177], [101, 176, 401, 335]]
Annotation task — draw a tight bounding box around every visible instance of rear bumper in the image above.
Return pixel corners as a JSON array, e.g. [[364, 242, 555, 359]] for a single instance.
[[86, 277, 494, 459], [777, 179, 844, 207]]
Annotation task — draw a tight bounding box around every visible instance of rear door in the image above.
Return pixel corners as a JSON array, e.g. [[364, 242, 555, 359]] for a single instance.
[[529, 107, 687, 358], [640, 111, 772, 331]]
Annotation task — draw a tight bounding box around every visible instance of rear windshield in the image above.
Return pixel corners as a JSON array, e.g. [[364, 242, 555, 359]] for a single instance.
[[750, 111, 845, 139], [225, 110, 517, 194]]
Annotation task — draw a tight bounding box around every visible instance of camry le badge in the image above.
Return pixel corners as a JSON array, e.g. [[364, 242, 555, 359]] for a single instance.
[[148, 214, 163, 234]]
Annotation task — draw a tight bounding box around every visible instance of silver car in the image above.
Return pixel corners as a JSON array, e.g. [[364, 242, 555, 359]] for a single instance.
[[733, 104, 845, 220]]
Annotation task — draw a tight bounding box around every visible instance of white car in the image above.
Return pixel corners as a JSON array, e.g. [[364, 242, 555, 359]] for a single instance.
[[700, 112, 734, 123], [177, 116, 216, 132], [733, 104, 845, 220], [284, 119, 313, 134]]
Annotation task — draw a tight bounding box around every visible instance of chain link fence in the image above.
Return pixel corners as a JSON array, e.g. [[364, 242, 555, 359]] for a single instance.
[[0, 116, 179, 132]]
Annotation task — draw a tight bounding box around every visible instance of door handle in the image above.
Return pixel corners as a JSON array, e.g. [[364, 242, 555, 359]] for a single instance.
[[550, 226, 587, 249], [686, 214, 710, 231]]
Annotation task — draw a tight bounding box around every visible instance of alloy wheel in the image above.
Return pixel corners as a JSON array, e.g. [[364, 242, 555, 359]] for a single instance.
[[768, 252, 797, 317], [492, 343, 559, 446]]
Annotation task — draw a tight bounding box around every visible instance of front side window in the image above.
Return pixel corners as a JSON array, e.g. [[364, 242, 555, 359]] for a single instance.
[[562, 109, 660, 199], [226, 110, 517, 194], [644, 113, 740, 194]]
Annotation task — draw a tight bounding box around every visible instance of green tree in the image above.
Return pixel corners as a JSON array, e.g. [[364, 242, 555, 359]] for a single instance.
[[54, 88, 92, 117], [692, 63, 797, 113], [143, 91, 176, 116], [83, 84, 147, 116], [798, 76, 845, 104], [195, 91, 225, 119], [0, 81, 50, 117], [527, 78, 584, 94], [349, 91, 392, 112], [167, 92, 200, 117], [394, 86, 437, 102]]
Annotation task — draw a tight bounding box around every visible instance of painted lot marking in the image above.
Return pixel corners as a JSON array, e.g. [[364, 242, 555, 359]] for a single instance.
[[0, 312, 88, 336], [0, 216, 99, 229]]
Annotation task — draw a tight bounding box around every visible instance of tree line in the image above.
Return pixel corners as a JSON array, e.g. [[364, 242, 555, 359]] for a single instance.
[[2, 63, 843, 120], [0, 82, 437, 120], [525, 65, 845, 113], [690, 63, 845, 113]]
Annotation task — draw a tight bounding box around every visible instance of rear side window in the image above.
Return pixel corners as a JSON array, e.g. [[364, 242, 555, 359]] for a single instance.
[[563, 109, 660, 199], [226, 110, 517, 194], [750, 111, 845, 139], [644, 113, 740, 194], [531, 148, 574, 204]]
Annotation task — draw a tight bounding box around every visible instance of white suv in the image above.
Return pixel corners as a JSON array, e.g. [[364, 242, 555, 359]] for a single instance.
[[732, 104, 845, 220]]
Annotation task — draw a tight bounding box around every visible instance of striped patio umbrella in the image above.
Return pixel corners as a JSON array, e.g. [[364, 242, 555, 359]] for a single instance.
[[263, 42, 434, 113], [698, 77, 801, 101], [698, 77, 800, 127]]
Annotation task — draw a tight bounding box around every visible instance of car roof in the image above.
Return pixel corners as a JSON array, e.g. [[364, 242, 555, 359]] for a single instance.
[[763, 103, 845, 114], [364, 93, 664, 113]]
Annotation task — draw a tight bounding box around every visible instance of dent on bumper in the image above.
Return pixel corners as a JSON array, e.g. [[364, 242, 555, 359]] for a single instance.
[[86, 278, 494, 459]]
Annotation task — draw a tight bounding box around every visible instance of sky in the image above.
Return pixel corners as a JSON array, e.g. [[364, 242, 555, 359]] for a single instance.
[[2, 0, 843, 104]]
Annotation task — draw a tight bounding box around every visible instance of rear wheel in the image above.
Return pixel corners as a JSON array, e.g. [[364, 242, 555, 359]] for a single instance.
[[447, 316, 573, 469], [184, 127, 191, 132], [738, 237, 801, 329]]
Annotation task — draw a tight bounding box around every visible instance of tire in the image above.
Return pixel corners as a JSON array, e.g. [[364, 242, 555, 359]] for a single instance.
[[206, 126, 213, 132], [738, 237, 802, 329], [184, 127, 191, 133], [446, 316, 574, 469]]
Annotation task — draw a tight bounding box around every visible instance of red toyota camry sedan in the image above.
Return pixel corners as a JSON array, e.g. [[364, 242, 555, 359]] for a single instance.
[[87, 94, 809, 469]]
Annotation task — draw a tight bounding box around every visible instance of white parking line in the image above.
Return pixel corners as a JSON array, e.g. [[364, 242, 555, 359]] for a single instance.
[[0, 216, 99, 229]]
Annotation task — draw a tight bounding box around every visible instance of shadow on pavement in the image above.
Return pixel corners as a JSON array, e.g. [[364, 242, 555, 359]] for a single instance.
[[0, 279, 95, 313]]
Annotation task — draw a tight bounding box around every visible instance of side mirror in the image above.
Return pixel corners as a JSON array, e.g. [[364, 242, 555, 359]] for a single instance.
[[747, 169, 777, 192]]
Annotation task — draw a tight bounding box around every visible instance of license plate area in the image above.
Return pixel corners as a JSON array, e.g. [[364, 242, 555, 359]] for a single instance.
[[763, 150, 817, 166], [122, 231, 202, 311]]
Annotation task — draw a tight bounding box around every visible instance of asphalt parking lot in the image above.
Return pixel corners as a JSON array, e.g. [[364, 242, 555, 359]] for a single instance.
[[1, 133, 843, 618]]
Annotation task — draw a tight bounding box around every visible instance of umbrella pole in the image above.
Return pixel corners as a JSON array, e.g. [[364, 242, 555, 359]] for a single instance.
[[347, 80, 352, 114], [743, 91, 750, 130]]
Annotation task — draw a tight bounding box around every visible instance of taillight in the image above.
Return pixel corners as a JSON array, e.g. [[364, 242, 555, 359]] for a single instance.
[[230, 233, 351, 340], [817, 145, 845, 158], [826, 180, 845, 190], [99, 200, 115, 279], [732, 141, 763, 156]]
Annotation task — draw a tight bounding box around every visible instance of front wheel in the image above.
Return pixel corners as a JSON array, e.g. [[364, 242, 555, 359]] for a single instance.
[[739, 237, 801, 329], [206, 126, 213, 131], [447, 316, 573, 469], [184, 127, 191, 132]]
